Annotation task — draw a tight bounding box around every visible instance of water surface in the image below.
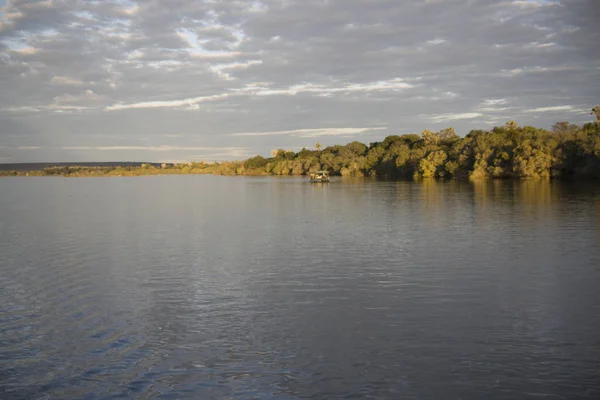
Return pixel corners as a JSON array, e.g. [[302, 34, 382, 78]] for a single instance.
[[1, 176, 599, 399]]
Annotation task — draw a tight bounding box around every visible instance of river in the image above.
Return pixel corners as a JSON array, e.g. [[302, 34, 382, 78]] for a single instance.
[[1, 176, 599, 399]]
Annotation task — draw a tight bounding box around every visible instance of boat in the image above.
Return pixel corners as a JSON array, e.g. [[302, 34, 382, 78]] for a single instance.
[[309, 171, 330, 183]]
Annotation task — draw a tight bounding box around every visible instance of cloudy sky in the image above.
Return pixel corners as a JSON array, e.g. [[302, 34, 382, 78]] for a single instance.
[[0, 0, 598, 162]]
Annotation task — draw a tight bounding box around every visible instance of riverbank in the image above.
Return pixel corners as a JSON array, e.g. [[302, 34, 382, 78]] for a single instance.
[[0, 162, 260, 177]]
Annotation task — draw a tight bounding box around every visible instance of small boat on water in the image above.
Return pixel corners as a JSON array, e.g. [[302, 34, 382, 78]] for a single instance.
[[309, 171, 330, 183]]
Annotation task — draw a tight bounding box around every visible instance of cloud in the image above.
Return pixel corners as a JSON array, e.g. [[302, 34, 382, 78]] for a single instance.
[[482, 99, 508, 106], [104, 78, 415, 111], [426, 38, 446, 45], [511, 0, 560, 8], [430, 113, 484, 122], [230, 127, 387, 137], [0, 0, 598, 162], [523, 105, 574, 112], [500, 65, 582, 77], [106, 94, 230, 111], [210, 60, 263, 80], [475, 98, 515, 112]]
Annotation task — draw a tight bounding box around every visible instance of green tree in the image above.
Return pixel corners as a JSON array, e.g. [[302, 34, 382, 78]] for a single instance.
[[552, 121, 579, 134], [18, 119, 600, 181], [591, 105, 600, 122], [421, 129, 439, 146], [513, 139, 553, 178], [344, 141, 368, 156], [417, 150, 447, 178], [438, 127, 458, 142], [244, 155, 269, 169]]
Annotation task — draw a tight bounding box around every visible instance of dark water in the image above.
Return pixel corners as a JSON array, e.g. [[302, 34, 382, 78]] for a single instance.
[[1, 176, 600, 399]]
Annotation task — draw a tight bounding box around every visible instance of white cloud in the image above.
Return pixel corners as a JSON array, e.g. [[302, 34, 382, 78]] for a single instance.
[[2, 104, 96, 113], [482, 99, 508, 106], [523, 105, 574, 112], [236, 78, 415, 97], [511, 0, 544, 7], [212, 60, 263, 71], [106, 93, 230, 111], [188, 151, 254, 160], [231, 127, 387, 137], [72, 10, 95, 20], [210, 60, 263, 80], [426, 38, 446, 45], [478, 107, 513, 112], [189, 51, 244, 60], [177, 23, 247, 59], [477, 99, 513, 112], [430, 113, 483, 122], [510, 0, 559, 8], [106, 78, 415, 111], [500, 65, 579, 76]]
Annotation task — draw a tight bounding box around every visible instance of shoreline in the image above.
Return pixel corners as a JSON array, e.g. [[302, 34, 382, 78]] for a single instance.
[[1, 165, 597, 181], [2, 121, 599, 180]]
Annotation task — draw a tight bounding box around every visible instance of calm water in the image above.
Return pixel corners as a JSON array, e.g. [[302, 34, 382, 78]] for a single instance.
[[1, 176, 600, 399]]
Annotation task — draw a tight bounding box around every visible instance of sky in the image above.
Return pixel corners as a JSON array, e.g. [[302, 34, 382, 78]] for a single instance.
[[0, 0, 599, 163]]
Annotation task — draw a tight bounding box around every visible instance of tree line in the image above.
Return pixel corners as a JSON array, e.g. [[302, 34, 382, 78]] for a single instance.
[[2, 119, 599, 180], [242, 120, 600, 180]]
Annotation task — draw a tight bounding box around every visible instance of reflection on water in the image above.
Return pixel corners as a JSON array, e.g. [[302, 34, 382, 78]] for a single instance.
[[1, 176, 600, 399]]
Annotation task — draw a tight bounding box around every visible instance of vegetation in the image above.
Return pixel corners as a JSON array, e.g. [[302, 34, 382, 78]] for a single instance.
[[2, 119, 600, 180], [592, 105, 600, 122], [0, 161, 253, 178]]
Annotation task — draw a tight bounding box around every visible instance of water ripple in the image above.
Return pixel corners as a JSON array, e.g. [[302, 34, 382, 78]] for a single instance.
[[1, 177, 600, 399]]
